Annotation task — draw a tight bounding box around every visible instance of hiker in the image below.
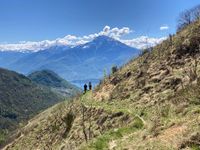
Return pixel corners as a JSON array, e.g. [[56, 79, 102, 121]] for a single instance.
[[84, 84, 88, 93], [89, 82, 92, 90]]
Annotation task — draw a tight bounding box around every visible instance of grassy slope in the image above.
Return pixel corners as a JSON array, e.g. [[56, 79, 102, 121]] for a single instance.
[[4, 20, 200, 150], [81, 20, 200, 150]]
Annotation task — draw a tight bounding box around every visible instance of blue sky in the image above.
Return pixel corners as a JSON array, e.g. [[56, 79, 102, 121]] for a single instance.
[[0, 0, 199, 51]]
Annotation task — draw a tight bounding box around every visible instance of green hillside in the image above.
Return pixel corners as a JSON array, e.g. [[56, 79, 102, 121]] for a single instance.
[[28, 70, 81, 97], [0, 68, 64, 146]]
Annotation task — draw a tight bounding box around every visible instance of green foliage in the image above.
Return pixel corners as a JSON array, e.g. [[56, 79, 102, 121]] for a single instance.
[[111, 65, 118, 74], [28, 70, 81, 96], [28, 70, 75, 89], [86, 125, 140, 150], [0, 68, 64, 145], [132, 116, 144, 129], [191, 144, 200, 150], [0, 131, 5, 145], [62, 113, 75, 138], [92, 134, 109, 150]]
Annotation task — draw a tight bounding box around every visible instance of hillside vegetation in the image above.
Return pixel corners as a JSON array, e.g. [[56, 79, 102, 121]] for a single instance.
[[0, 68, 64, 147], [4, 20, 200, 150], [28, 70, 81, 97]]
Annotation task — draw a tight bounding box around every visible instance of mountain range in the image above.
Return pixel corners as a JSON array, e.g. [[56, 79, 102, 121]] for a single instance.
[[3, 18, 200, 150], [0, 36, 139, 87]]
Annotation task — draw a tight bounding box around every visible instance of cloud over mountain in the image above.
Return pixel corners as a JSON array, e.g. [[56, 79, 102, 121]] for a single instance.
[[122, 36, 167, 49], [0, 26, 166, 51]]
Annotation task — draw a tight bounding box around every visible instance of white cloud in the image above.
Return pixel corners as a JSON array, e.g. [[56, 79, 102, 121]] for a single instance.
[[103, 26, 110, 33], [121, 36, 167, 49], [0, 26, 166, 52], [160, 25, 169, 31]]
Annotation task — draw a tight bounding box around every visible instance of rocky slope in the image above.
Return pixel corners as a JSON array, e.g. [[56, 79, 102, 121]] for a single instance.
[[4, 20, 200, 150]]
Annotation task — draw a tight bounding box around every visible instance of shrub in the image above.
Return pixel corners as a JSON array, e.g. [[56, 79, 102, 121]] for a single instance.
[[160, 104, 171, 118], [139, 49, 150, 57], [111, 65, 118, 74], [0, 130, 5, 145], [132, 116, 144, 129]]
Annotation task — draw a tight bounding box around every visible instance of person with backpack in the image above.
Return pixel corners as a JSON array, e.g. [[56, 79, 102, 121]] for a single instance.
[[89, 82, 92, 90], [84, 84, 88, 93]]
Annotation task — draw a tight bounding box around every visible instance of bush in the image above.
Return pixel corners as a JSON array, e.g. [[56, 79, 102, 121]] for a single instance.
[[0, 131, 5, 145], [111, 66, 118, 74], [139, 49, 150, 57], [132, 116, 144, 129], [161, 104, 170, 118]]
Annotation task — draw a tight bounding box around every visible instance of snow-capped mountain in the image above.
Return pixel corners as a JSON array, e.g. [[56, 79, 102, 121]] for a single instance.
[[0, 36, 140, 87]]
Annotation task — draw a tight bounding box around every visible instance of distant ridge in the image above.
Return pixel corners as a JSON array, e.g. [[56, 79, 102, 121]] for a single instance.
[[28, 70, 81, 97], [0, 68, 64, 146]]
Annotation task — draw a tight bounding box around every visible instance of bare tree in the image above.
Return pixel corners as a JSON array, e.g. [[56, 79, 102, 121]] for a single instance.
[[177, 5, 200, 31], [169, 34, 173, 46], [193, 4, 200, 21], [177, 9, 192, 31]]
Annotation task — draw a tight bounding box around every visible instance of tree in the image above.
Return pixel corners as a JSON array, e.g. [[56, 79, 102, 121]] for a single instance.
[[177, 5, 200, 31], [177, 9, 192, 31], [193, 4, 200, 21], [103, 68, 107, 78], [169, 34, 173, 43], [111, 65, 118, 74]]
